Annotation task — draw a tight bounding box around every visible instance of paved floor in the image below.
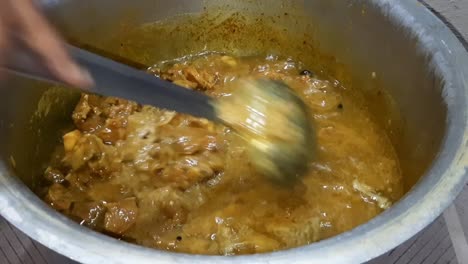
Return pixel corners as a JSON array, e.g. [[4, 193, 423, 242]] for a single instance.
[[369, 186, 468, 264], [1, 1, 467, 263]]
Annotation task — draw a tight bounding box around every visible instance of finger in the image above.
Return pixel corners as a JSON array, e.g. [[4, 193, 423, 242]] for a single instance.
[[10, 0, 93, 88], [0, 18, 11, 81]]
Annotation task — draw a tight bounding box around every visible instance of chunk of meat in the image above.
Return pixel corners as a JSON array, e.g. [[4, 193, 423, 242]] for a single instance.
[[63, 130, 82, 152], [72, 94, 139, 144], [44, 167, 65, 184], [220, 56, 238, 67], [183, 66, 217, 90], [63, 134, 117, 172], [46, 184, 84, 211], [104, 198, 138, 234], [216, 224, 281, 255], [87, 183, 129, 202], [71, 201, 107, 228], [137, 187, 189, 220], [157, 126, 222, 155], [265, 217, 320, 247], [173, 79, 198, 89], [352, 180, 392, 209]]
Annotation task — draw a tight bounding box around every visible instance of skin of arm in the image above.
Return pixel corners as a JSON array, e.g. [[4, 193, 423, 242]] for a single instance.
[[0, 0, 92, 88]]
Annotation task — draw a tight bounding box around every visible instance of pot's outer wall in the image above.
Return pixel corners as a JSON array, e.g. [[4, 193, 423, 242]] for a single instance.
[[0, 0, 467, 264]]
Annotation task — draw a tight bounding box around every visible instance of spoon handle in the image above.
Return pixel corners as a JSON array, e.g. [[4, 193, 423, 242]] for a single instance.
[[3, 45, 218, 121]]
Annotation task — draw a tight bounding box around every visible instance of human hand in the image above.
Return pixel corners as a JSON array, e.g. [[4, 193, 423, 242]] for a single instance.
[[0, 0, 92, 88]]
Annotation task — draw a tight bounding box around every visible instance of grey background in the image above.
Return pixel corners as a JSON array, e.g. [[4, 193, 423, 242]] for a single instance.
[[0, 0, 467, 263]]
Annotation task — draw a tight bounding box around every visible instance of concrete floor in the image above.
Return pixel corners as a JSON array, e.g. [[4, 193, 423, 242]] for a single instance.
[[1, 1, 467, 263]]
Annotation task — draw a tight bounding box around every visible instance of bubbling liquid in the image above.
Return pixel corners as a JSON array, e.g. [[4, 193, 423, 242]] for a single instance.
[[41, 53, 402, 255]]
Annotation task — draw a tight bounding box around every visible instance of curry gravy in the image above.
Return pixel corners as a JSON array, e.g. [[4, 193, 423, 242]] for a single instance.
[[41, 53, 402, 255]]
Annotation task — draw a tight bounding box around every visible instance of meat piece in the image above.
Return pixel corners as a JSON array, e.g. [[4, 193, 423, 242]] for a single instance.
[[202, 152, 224, 172], [176, 134, 220, 154], [352, 180, 392, 209], [220, 56, 237, 67], [264, 217, 320, 247], [157, 126, 222, 154], [160, 63, 187, 81], [72, 94, 93, 121], [63, 130, 82, 152], [173, 79, 198, 89], [97, 118, 128, 144], [71, 201, 106, 228], [216, 224, 241, 255], [183, 66, 217, 90], [215, 224, 280, 255], [125, 106, 176, 137], [63, 134, 115, 172], [72, 94, 139, 144], [136, 186, 204, 226], [65, 172, 93, 191], [104, 197, 138, 234], [46, 184, 79, 211], [87, 183, 128, 202], [72, 94, 103, 132], [44, 167, 66, 184], [139, 187, 185, 216], [158, 159, 215, 190]]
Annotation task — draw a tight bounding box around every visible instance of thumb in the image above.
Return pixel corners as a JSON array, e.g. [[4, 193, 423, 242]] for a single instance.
[[10, 0, 93, 88]]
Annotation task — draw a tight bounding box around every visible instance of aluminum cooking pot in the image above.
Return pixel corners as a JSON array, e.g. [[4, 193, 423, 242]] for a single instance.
[[0, 0, 467, 263]]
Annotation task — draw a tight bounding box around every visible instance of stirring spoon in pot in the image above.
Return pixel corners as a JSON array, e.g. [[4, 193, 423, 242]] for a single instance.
[[2, 45, 314, 183]]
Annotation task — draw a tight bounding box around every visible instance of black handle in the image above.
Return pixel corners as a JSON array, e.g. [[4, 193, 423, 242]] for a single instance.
[[69, 47, 218, 121], [3, 44, 218, 121]]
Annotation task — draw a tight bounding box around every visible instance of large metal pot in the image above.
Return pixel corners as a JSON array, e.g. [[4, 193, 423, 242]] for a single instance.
[[0, 0, 467, 263]]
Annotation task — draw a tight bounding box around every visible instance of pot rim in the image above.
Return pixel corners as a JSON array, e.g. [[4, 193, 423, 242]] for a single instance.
[[1, 0, 467, 263]]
